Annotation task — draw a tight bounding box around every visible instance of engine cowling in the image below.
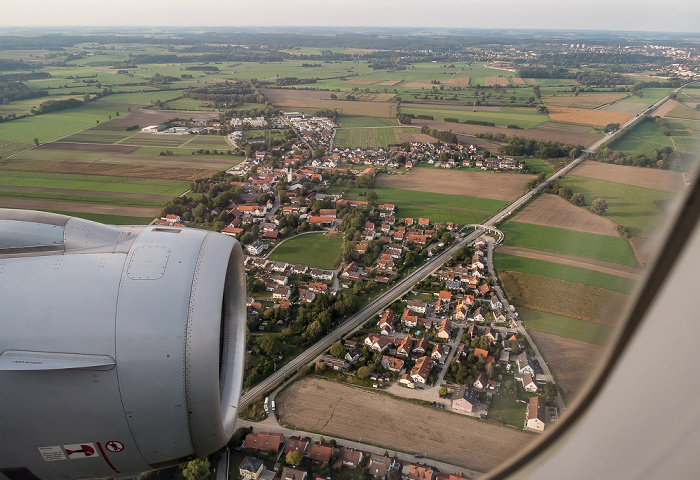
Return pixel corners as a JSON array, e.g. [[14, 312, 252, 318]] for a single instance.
[[0, 209, 247, 480]]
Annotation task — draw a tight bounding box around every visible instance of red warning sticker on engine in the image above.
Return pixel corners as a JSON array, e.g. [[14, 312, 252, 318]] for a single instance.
[[63, 444, 99, 459], [38, 446, 66, 461]]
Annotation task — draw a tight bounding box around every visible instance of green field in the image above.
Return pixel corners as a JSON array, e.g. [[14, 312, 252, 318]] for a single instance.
[[333, 127, 415, 149], [267, 232, 344, 269], [45, 210, 155, 225], [558, 175, 673, 237], [395, 205, 489, 226], [518, 307, 613, 346], [0, 189, 166, 208], [0, 170, 189, 195], [337, 116, 398, 127], [610, 119, 675, 156], [494, 252, 636, 294], [520, 158, 555, 177], [487, 375, 537, 427], [398, 106, 549, 129], [500, 221, 638, 266], [621, 87, 676, 104]]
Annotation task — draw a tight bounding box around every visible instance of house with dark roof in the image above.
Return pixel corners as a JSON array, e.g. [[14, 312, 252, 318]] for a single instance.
[[239, 456, 264, 480], [451, 385, 479, 413]]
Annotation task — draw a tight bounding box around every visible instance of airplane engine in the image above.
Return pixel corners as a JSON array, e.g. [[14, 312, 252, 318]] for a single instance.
[[0, 209, 247, 480]]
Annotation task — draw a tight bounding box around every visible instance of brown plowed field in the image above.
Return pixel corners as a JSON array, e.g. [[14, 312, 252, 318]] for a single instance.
[[511, 194, 620, 236], [547, 107, 633, 126], [37, 143, 139, 154], [496, 245, 642, 280], [261, 88, 396, 117], [377, 80, 401, 86], [0, 198, 159, 217], [571, 161, 683, 193], [411, 119, 601, 147], [512, 78, 527, 85], [529, 331, 604, 402], [375, 168, 534, 201], [499, 271, 629, 325], [276, 377, 533, 473], [485, 77, 510, 86], [445, 76, 471, 85], [651, 99, 679, 118], [44, 162, 219, 181], [106, 109, 219, 127]]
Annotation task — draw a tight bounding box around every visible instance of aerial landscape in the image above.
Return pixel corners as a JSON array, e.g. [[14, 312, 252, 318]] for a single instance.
[[1, 13, 698, 480]]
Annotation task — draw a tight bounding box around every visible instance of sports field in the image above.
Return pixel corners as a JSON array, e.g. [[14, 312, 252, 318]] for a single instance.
[[267, 232, 343, 269]]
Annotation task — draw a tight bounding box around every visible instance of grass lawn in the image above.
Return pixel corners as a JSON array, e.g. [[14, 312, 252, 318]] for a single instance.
[[500, 221, 638, 266], [518, 307, 613, 346], [558, 175, 674, 237], [267, 232, 343, 269], [494, 252, 636, 294], [488, 375, 537, 427]]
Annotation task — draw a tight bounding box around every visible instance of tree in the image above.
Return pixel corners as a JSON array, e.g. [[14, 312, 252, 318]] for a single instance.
[[286, 451, 303, 467], [32, 137, 39, 146], [543, 382, 558, 403], [570, 192, 585, 207], [357, 365, 371, 379], [258, 335, 279, 357], [330, 341, 345, 358], [181, 458, 210, 480], [590, 197, 608, 216]]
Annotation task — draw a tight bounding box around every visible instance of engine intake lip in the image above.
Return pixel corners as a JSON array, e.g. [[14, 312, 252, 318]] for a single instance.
[[184, 232, 246, 456]]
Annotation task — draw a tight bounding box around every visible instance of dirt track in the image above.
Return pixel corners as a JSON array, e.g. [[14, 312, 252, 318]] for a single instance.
[[496, 245, 643, 280], [376, 168, 533, 201], [276, 377, 533, 473], [511, 194, 620, 237]]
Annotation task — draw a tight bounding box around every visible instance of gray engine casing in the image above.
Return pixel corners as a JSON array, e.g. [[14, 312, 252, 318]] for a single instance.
[[0, 209, 246, 480]]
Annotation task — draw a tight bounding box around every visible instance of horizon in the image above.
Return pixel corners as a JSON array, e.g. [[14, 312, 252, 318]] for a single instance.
[[2, 0, 700, 35]]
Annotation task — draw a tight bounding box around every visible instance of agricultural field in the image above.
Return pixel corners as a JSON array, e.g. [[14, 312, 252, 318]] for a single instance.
[[511, 194, 620, 236], [399, 105, 549, 129], [494, 251, 637, 294], [499, 270, 629, 326], [571, 160, 683, 193], [333, 126, 415, 149], [666, 102, 700, 121], [609, 119, 676, 156], [267, 232, 343, 269], [519, 308, 613, 346], [375, 168, 534, 201], [546, 106, 633, 127], [336, 115, 397, 127], [529, 331, 605, 402], [499, 221, 638, 266], [261, 88, 397, 117], [276, 377, 533, 473], [558, 174, 675, 236], [542, 93, 629, 109]]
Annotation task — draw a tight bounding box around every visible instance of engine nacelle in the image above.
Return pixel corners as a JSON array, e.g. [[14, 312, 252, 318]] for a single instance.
[[0, 209, 247, 480]]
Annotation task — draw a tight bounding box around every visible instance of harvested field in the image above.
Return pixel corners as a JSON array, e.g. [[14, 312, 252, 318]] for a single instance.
[[377, 80, 401, 86], [402, 82, 437, 89], [0, 197, 159, 217], [261, 88, 396, 117], [105, 109, 219, 128], [276, 377, 532, 473], [542, 93, 628, 109], [445, 76, 471, 85], [42, 162, 219, 181], [571, 161, 683, 193], [341, 79, 378, 85], [600, 101, 649, 115], [485, 77, 510, 86], [37, 142, 139, 154], [411, 119, 601, 147], [496, 245, 642, 280], [547, 107, 633, 126], [499, 270, 629, 325], [398, 132, 438, 143], [512, 78, 527, 85], [511, 194, 620, 236], [652, 99, 679, 118], [530, 331, 604, 402], [524, 78, 538, 85], [376, 168, 534, 201]]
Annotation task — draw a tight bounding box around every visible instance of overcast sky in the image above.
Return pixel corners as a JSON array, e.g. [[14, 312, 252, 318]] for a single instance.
[[2, 0, 699, 33]]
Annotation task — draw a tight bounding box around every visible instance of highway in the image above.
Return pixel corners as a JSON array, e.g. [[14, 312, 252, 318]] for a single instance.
[[239, 85, 687, 410]]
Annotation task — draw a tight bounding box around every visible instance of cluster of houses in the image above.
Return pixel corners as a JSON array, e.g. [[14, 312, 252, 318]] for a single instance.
[[282, 112, 336, 151], [239, 430, 470, 480]]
